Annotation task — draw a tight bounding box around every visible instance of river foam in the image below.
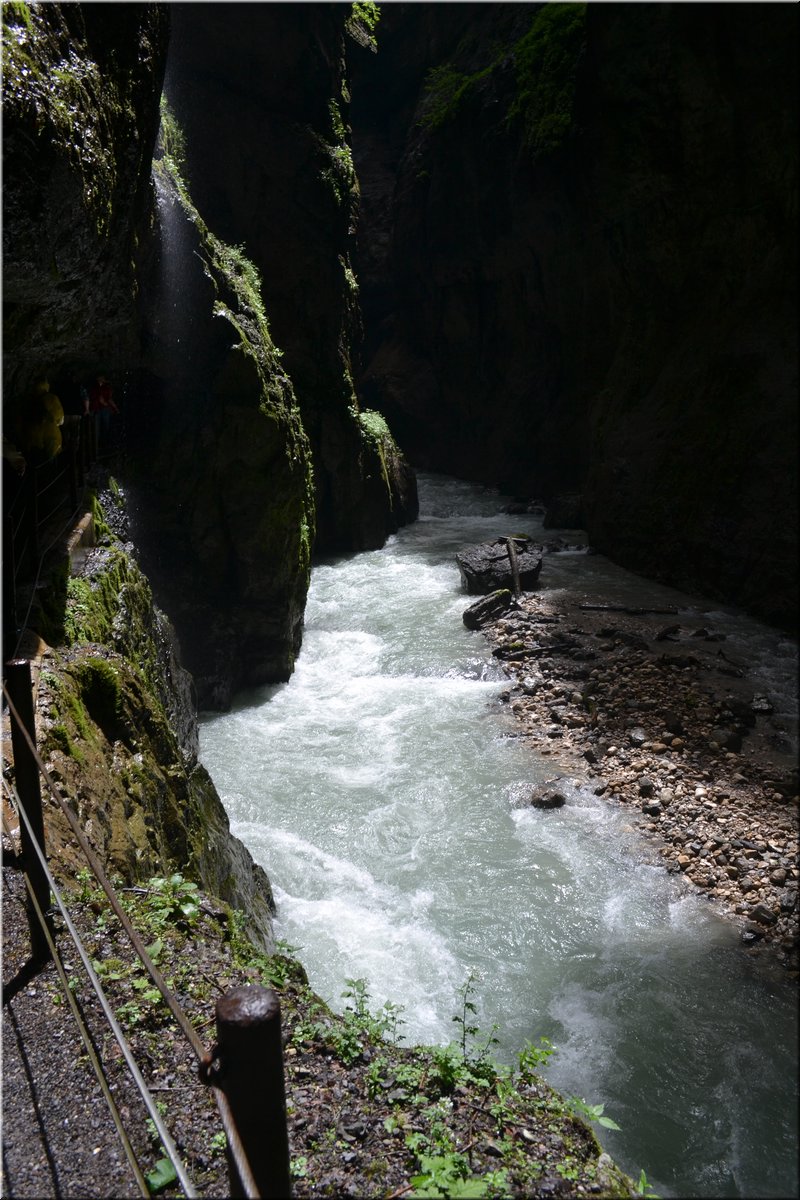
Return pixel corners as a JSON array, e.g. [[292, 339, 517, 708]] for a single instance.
[[200, 473, 797, 1198]]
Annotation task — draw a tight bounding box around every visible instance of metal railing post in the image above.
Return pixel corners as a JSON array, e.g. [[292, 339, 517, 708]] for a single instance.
[[4, 658, 51, 961], [215, 985, 291, 1199]]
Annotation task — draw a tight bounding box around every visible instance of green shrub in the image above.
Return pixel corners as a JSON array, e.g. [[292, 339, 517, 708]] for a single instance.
[[507, 3, 587, 154]]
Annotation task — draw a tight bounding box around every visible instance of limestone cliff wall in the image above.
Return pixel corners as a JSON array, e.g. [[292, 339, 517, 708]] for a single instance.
[[1, 2, 290, 941], [163, 3, 418, 554], [2, 1, 168, 395], [2, 2, 315, 708], [127, 136, 317, 710], [353, 2, 797, 631]]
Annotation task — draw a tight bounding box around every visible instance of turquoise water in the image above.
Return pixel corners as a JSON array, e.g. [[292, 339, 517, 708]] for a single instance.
[[200, 474, 798, 1197]]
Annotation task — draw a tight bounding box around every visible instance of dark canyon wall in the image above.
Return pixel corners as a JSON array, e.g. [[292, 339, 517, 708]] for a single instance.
[[2, 1, 168, 394], [2, 2, 276, 943], [3, 2, 416, 711], [163, 2, 417, 555], [353, 2, 798, 631]]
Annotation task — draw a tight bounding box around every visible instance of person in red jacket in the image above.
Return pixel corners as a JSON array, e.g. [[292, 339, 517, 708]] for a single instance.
[[88, 373, 119, 450]]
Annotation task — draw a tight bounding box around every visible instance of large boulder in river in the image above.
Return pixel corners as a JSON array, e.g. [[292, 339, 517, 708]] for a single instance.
[[456, 538, 543, 595]]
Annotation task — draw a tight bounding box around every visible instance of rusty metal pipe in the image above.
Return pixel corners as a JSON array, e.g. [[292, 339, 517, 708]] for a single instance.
[[4, 658, 51, 961], [215, 985, 291, 1199]]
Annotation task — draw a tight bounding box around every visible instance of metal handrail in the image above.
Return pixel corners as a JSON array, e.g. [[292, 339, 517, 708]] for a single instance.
[[7, 777, 194, 1197], [2, 674, 266, 1198]]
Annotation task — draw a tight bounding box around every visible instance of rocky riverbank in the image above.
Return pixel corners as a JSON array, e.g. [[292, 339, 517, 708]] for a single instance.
[[472, 587, 799, 973]]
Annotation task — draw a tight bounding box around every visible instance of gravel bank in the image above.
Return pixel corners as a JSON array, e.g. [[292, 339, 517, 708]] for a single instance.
[[475, 589, 799, 972]]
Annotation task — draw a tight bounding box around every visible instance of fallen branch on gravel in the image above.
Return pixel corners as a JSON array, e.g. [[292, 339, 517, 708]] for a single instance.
[[579, 604, 679, 615]]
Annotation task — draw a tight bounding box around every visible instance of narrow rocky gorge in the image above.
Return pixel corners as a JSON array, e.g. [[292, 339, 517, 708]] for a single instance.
[[2, 3, 797, 1196], [352, 3, 798, 632]]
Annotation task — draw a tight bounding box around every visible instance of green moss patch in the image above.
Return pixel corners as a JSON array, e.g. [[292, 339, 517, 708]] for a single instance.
[[73, 656, 122, 741], [507, 3, 587, 154], [419, 3, 587, 157], [1, 2, 145, 233]]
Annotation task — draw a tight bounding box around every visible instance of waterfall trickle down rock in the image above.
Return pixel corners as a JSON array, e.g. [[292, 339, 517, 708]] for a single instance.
[[126, 136, 316, 710], [163, 3, 418, 555]]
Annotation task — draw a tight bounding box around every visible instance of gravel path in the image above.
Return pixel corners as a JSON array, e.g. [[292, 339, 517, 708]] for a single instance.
[[2, 860, 144, 1198]]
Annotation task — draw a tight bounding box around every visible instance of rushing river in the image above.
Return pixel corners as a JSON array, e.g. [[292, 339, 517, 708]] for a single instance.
[[200, 474, 798, 1198]]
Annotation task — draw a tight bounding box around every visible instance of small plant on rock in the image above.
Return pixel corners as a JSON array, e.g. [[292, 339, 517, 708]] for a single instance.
[[568, 1095, 621, 1131], [142, 873, 200, 931], [452, 971, 499, 1067]]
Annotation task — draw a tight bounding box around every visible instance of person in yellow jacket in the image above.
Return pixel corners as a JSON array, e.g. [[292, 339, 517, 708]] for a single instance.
[[16, 378, 64, 464]]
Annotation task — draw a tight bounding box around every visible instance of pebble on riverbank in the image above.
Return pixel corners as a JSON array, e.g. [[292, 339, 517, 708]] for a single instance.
[[474, 592, 799, 974]]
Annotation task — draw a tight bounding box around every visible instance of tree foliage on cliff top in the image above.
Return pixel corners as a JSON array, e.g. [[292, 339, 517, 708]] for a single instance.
[[507, 2, 587, 155], [419, 2, 587, 157], [346, 1, 380, 51]]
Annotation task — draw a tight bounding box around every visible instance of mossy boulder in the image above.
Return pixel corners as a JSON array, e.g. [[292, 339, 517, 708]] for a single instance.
[[36, 502, 276, 951]]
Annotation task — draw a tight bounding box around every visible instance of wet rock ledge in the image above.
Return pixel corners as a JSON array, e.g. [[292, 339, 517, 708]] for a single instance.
[[2, 479, 276, 952], [470, 591, 799, 972]]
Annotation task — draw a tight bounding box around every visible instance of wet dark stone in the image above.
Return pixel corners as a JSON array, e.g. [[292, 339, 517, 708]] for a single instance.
[[709, 727, 743, 752], [529, 787, 567, 809], [456, 538, 543, 595], [462, 589, 515, 631], [749, 903, 778, 925]]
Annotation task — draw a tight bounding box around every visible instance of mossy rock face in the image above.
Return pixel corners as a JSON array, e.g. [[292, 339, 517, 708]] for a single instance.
[[36, 498, 276, 952], [357, 409, 419, 548], [127, 140, 316, 710], [73, 657, 123, 743], [161, 5, 418, 557], [1, 1, 168, 394]]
